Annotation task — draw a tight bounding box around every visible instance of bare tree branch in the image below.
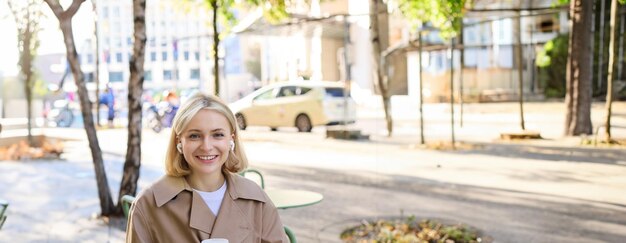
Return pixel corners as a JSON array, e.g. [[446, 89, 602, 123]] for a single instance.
[[43, 0, 63, 19], [7, 1, 21, 26], [63, 0, 86, 19], [43, 0, 85, 20]]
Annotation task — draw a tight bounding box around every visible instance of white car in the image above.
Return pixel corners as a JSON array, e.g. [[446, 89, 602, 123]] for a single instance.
[[229, 81, 356, 132]]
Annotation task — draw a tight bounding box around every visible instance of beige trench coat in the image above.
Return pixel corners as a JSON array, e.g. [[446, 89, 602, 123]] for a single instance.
[[126, 172, 288, 243]]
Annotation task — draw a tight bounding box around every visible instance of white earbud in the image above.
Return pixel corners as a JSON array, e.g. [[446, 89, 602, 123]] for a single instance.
[[229, 140, 235, 152], [176, 143, 182, 154]]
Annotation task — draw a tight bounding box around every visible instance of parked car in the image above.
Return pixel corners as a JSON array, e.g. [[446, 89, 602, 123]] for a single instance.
[[229, 81, 356, 132]]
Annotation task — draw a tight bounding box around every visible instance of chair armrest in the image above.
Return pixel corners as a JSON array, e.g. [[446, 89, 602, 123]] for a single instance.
[[239, 168, 266, 189], [121, 195, 136, 219]]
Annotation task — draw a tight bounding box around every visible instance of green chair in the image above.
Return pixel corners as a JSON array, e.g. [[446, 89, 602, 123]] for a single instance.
[[283, 225, 297, 243], [0, 199, 8, 230], [121, 194, 295, 242], [121, 195, 136, 219], [238, 169, 296, 242], [239, 168, 265, 189]]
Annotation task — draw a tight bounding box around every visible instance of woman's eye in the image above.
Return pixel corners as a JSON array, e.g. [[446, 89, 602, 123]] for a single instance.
[[189, 134, 200, 139], [213, 133, 225, 138]]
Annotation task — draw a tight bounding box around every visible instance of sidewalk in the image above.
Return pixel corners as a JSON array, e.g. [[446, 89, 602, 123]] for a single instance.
[[1, 102, 625, 242], [0, 151, 128, 242], [356, 100, 626, 143]]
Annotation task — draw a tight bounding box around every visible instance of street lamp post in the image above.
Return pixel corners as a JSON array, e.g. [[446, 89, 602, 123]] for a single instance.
[[342, 16, 352, 128]]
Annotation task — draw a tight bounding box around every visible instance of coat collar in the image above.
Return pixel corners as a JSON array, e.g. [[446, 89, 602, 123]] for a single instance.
[[151, 172, 268, 242], [152, 172, 267, 207]]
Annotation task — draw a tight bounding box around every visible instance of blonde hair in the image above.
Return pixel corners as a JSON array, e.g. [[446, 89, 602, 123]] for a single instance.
[[164, 93, 248, 176]]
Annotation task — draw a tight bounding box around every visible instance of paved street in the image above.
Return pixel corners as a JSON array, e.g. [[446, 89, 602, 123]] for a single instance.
[[1, 102, 626, 242]]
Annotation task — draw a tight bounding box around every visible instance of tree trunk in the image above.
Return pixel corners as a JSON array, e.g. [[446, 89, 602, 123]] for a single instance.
[[459, 24, 464, 128], [212, 1, 220, 96], [598, 0, 607, 95], [604, 0, 618, 142], [514, 13, 526, 130], [369, 0, 392, 136], [449, 39, 456, 149], [617, 4, 626, 80], [22, 25, 34, 146], [24, 77, 33, 145], [418, 32, 424, 145], [118, 0, 146, 215], [92, 0, 101, 127], [565, 0, 594, 136], [45, 0, 115, 216], [9, 0, 38, 146]]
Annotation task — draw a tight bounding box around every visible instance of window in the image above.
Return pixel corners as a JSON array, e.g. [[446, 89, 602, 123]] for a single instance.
[[144, 70, 152, 82], [111, 21, 120, 33], [189, 68, 200, 80], [195, 52, 200, 61], [84, 72, 94, 82], [113, 6, 120, 18], [277, 86, 297, 97], [109, 71, 124, 82], [536, 16, 559, 33], [325, 87, 349, 97], [102, 6, 109, 18], [297, 87, 311, 95], [86, 54, 93, 64], [163, 70, 172, 80], [184, 51, 190, 61], [150, 52, 156, 62], [254, 89, 276, 101], [162, 52, 168, 61], [464, 48, 478, 68], [114, 37, 122, 48], [116, 52, 123, 63]]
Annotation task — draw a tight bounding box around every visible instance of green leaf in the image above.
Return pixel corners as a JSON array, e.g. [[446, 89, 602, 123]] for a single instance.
[[396, 0, 472, 39]]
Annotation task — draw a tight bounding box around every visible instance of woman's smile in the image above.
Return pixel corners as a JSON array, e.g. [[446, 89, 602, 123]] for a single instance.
[[196, 154, 218, 163]]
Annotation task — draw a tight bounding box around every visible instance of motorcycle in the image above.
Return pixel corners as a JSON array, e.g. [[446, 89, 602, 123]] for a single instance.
[[145, 101, 178, 133]]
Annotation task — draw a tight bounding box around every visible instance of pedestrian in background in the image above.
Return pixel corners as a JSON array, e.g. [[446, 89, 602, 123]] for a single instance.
[[162, 90, 180, 127], [100, 86, 115, 128], [126, 93, 287, 242]]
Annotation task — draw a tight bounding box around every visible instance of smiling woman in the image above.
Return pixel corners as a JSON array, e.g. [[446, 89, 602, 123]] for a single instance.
[[126, 93, 289, 243]]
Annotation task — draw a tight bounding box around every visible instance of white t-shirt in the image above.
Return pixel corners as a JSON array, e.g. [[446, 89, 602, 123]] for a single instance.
[[194, 181, 227, 216]]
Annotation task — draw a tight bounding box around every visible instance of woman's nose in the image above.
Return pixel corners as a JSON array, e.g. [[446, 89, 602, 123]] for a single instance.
[[200, 138, 214, 151], [202, 138, 218, 151]]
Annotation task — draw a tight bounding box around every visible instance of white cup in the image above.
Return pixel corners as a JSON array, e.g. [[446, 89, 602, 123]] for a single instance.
[[201, 239, 229, 243]]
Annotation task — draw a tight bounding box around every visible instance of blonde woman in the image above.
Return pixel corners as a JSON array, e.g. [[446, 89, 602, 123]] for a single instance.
[[126, 93, 287, 242]]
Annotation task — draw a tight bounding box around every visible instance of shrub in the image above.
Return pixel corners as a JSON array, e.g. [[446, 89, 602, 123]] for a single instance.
[[341, 217, 481, 243]]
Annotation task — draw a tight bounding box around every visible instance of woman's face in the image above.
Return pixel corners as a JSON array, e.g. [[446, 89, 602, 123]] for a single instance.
[[179, 109, 233, 177]]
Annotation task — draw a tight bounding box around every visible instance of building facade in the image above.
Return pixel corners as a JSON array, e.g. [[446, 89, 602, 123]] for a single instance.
[[407, 0, 569, 102]]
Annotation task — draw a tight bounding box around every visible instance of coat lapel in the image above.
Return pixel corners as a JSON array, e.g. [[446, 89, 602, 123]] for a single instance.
[[210, 193, 253, 243], [189, 190, 217, 235]]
